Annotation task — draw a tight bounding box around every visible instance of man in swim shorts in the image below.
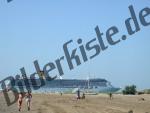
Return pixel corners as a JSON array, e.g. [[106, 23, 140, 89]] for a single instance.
[[25, 90, 32, 111]]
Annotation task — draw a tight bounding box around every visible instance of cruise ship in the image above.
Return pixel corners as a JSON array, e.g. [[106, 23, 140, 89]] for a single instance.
[[44, 78, 120, 93], [2, 78, 120, 93]]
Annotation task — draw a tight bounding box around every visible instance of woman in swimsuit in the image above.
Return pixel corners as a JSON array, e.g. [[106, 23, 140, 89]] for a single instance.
[[18, 92, 23, 111]]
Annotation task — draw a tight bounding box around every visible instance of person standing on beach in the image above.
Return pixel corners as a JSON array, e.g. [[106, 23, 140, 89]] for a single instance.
[[18, 92, 23, 111], [77, 89, 80, 99], [25, 90, 32, 111], [109, 93, 113, 100]]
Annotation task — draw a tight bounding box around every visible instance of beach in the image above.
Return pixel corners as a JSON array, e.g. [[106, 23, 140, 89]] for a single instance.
[[0, 93, 150, 113]]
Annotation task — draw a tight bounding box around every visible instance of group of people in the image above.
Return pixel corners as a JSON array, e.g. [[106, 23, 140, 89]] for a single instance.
[[76, 89, 85, 100], [18, 90, 32, 111], [17, 89, 113, 111], [76, 89, 113, 100]]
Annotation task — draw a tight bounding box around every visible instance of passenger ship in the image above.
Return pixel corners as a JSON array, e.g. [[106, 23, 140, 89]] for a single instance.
[[3, 78, 120, 93]]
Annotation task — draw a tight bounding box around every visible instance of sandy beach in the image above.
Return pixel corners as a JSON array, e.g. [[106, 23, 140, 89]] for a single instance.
[[0, 93, 150, 113]]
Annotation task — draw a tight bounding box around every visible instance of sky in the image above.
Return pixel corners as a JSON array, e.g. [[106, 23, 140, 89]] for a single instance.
[[0, 0, 150, 90]]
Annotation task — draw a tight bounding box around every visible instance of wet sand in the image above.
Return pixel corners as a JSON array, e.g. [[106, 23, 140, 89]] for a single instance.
[[0, 93, 150, 113]]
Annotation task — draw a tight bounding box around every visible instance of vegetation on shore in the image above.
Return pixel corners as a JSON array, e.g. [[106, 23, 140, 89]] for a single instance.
[[122, 85, 137, 95]]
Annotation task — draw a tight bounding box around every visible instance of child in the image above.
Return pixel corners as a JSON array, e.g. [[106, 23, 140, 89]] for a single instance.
[[81, 92, 85, 99]]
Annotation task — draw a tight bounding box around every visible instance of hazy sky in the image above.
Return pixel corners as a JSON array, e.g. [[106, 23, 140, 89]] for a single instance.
[[0, 0, 149, 90]]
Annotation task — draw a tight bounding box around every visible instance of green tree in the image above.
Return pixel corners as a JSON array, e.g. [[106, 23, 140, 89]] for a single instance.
[[122, 85, 137, 95]]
